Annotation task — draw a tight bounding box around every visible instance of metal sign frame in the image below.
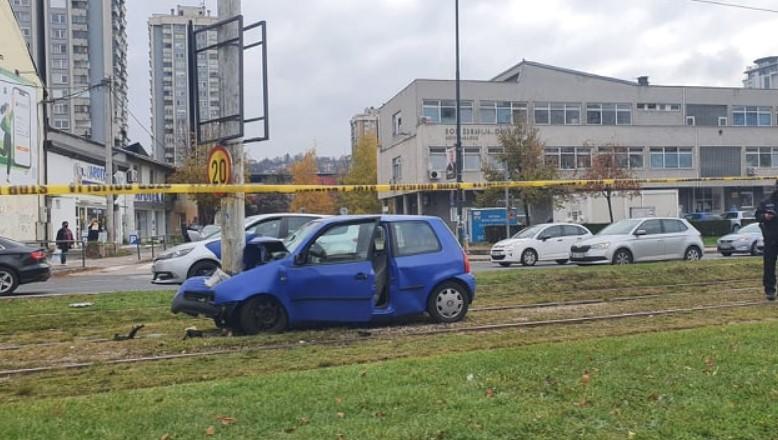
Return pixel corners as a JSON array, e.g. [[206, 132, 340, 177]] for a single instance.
[[189, 16, 269, 146]]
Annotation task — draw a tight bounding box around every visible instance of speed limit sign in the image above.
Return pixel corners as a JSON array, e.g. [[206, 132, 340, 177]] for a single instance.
[[207, 146, 233, 185]]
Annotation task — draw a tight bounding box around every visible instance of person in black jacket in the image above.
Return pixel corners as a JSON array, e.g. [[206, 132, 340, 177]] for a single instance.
[[55, 221, 74, 265], [755, 183, 778, 300]]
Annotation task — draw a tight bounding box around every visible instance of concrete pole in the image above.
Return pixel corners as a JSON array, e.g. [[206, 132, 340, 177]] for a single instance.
[[105, 77, 115, 245], [218, 0, 245, 275]]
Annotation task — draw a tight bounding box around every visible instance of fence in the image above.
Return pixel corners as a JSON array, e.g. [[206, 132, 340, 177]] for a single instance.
[[23, 234, 185, 268]]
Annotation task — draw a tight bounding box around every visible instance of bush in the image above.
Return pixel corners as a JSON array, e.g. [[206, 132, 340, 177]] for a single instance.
[[581, 223, 609, 235], [688, 220, 733, 236], [483, 225, 524, 243]]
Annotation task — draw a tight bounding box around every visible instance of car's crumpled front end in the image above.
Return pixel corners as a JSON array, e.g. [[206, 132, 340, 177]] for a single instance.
[[171, 273, 238, 326]]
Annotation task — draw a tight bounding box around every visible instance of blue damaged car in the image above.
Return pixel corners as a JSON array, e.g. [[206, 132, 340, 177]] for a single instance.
[[171, 215, 476, 333]]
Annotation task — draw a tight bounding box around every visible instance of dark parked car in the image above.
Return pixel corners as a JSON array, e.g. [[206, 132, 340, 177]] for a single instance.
[[0, 237, 51, 295]]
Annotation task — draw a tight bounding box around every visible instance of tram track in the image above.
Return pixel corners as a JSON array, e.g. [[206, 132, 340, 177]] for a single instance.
[[0, 298, 770, 378]]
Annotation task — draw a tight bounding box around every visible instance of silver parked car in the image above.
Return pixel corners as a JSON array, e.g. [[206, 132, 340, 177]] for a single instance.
[[717, 222, 762, 256], [570, 217, 704, 265]]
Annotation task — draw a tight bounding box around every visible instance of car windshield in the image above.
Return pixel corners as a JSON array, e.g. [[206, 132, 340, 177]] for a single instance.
[[723, 212, 738, 219], [283, 221, 320, 252], [739, 223, 761, 234], [512, 225, 544, 239], [201, 225, 221, 239], [598, 219, 642, 236]]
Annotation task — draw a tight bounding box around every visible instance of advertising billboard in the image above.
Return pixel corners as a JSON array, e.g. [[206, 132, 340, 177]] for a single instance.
[[0, 67, 38, 185]]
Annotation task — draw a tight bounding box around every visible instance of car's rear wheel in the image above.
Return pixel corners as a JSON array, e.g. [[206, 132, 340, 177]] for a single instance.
[[498, 262, 511, 267], [555, 259, 568, 265], [187, 260, 219, 279], [612, 249, 633, 265], [0, 267, 19, 296], [684, 246, 702, 261], [520, 249, 538, 266], [239, 296, 288, 334], [427, 281, 469, 323], [750, 242, 759, 256], [720, 252, 732, 257]]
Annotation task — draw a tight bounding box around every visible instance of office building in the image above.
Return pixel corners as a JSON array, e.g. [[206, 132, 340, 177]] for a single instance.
[[744, 56, 778, 90], [148, 5, 219, 165], [10, 0, 128, 148], [377, 60, 778, 229], [350, 106, 379, 154]]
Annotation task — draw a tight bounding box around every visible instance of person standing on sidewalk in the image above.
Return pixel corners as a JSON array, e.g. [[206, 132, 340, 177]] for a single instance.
[[756, 182, 778, 301], [56, 221, 74, 265]]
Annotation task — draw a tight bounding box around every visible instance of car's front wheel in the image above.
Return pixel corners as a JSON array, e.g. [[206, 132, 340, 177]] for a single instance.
[[720, 252, 732, 257], [684, 246, 702, 261], [612, 249, 633, 265], [498, 262, 511, 267], [555, 259, 568, 265], [427, 281, 469, 323], [187, 260, 219, 279], [520, 249, 538, 266], [239, 296, 288, 334], [0, 267, 19, 296]]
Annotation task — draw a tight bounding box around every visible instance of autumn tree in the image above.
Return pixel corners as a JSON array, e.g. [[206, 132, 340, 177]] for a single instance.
[[289, 149, 336, 214], [339, 135, 381, 214], [169, 143, 220, 225], [581, 147, 641, 223], [476, 124, 565, 226]]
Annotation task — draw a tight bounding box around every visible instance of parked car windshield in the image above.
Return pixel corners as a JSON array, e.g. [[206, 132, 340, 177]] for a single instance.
[[739, 223, 761, 234], [201, 225, 221, 239], [511, 225, 544, 239], [597, 219, 641, 236]]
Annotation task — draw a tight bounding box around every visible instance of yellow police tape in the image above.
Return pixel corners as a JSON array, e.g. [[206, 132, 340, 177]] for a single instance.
[[0, 175, 776, 197]]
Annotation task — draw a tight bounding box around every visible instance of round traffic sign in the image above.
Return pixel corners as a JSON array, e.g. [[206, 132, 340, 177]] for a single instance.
[[207, 146, 233, 185]]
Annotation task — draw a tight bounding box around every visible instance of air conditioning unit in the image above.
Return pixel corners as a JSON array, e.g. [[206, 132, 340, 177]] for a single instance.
[[428, 169, 442, 180], [746, 167, 756, 176]]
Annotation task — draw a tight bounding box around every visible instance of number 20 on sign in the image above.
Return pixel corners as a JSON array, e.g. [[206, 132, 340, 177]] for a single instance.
[[207, 146, 233, 185]]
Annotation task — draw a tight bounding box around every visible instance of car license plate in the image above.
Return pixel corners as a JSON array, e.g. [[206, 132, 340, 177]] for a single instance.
[[572, 252, 585, 259]]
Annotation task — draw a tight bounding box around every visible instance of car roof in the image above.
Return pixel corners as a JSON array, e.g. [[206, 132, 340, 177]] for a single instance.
[[245, 213, 326, 222], [311, 214, 443, 227]]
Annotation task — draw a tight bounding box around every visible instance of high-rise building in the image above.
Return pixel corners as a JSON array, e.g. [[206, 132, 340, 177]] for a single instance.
[[744, 56, 778, 89], [350, 107, 379, 154], [148, 5, 219, 165], [9, 0, 129, 148]]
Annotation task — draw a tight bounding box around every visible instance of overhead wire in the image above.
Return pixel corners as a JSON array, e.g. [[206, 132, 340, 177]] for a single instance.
[[688, 0, 778, 14]]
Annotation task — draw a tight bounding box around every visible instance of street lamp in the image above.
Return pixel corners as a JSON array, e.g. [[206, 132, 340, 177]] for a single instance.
[[454, 0, 464, 245]]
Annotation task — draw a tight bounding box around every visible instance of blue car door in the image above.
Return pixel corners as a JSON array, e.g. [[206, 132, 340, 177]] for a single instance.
[[284, 220, 377, 323]]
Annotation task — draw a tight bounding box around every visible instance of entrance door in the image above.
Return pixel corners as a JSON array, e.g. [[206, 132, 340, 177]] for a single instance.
[[285, 220, 377, 323]]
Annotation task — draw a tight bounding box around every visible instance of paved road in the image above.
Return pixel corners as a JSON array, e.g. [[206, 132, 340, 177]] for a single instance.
[[9, 251, 745, 298]]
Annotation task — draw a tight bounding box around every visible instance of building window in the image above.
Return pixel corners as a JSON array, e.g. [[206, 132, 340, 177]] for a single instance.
[[650, 147, 693, 169], [51, 58, 68, 69], [53, 73, 68, 84], [422, 100, 473, 124], [51, 14, 66, 24], [718, 117, 727, 127], [51, 43, 67, 54], [733, 106, 772, 127], [637, 103, 681, 111], [428, 147, 447, 171], [586, 103, 631, 125], [597, 147, 644, 169], [53, 103, 68, 114], [52, 28, 67, 40], [544, 147, 591, 170], [52, 119, 70, 129], [391, 156, 402, 182], [534, 102, 580, 125], [746, 147, 778, 168], [479, 101, 527, 125], [686, 116, 696, 126], [486, 147, 505, 171], [463, 147, 481, 171], [392, 111, 402, 135]]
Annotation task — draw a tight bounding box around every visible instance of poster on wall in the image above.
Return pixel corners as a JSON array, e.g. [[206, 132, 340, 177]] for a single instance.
[[0, 67, 38, 185]]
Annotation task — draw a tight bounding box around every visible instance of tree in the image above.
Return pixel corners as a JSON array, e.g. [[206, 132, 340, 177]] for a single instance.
[[289, 149, 336, 214], [581, 147, 641, 223], [476, 124, 565, 226], [246, 175, 290, 215], [169, 143, 220, 225], [339, 135, 381, 214]]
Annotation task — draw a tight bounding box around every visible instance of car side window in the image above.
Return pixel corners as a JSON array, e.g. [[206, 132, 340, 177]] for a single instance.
[[391, 221, 441, 256], [287, 217, 314, 238], [307, 222, 376, 264], [252, 219, 282, 237], [562, 225, 586, 236], [640, 219, 663, 235], [661, 219, 688, 233], [541, 226, 563, 239]]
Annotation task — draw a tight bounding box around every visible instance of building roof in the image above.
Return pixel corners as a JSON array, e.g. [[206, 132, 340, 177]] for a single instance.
[[491, 59, 639, 86]]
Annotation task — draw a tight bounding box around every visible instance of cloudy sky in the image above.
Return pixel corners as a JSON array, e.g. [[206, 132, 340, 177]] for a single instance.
[[127, 0, 778, 160]]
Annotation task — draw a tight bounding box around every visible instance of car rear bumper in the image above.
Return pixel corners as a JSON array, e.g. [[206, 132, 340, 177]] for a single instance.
[[19, 265, 51, 284]]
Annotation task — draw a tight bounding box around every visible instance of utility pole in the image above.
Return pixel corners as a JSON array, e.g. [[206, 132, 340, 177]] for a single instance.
[[218, 0, 245, 275], [454, 0, 464, 245], [504, 169, 511, 239], [104, 76, 115, 245]]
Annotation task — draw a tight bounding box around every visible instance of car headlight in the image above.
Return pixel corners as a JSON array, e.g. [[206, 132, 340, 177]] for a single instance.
[[589, 242, 610, 250], [157, 247, 195, 260]]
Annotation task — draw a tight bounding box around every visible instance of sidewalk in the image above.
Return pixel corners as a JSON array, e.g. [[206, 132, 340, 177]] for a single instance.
[[50, 251, 154, 277]]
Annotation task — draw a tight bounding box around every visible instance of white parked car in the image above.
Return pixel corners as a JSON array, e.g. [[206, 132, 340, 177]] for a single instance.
[[570, 217, 704, 265], [490, 223, 593, 267], [152, 213, 323, 284], [721, 210, 756, 232], [717, 222, 762, 256]]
